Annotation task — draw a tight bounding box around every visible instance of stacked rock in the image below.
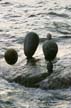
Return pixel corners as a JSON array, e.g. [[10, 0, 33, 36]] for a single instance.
[[4, 49, 18, 65], [24, 32, 39, 60]]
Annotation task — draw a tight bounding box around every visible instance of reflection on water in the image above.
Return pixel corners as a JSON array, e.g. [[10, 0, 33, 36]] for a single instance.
[[0, 0, 71, 107]]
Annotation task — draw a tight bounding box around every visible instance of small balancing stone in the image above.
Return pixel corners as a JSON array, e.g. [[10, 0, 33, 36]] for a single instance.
[[4, 49, 18, 65], [47, 61, 53, 76], [24, 32, 39, 59]]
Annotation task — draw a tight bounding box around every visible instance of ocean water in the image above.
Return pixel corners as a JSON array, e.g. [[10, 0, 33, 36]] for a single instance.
[[0, 0, 71, 107]]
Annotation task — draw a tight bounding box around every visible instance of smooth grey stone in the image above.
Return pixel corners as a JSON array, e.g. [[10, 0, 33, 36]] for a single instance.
[[42, 40, 58, 61], [24, 32, 39, 59], [47, 61, 53, 75], [4, 49, 18, 65]]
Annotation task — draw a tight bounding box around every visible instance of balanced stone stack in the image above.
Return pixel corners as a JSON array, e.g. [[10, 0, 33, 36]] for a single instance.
[[42, 33, 58, 74]]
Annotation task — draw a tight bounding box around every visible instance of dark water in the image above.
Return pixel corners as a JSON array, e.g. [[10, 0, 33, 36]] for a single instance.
[[0, 0, 71, 107]]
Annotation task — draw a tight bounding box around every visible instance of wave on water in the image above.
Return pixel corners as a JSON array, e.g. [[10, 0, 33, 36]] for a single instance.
[[48, 11, 69, 18]]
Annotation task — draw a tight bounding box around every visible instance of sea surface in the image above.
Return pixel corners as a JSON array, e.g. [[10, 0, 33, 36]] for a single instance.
[[0, 0, 71, 107]]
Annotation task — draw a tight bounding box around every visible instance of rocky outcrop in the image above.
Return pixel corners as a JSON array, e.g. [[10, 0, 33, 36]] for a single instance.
[[2, 38, 71, 89], [5, 54, 71, 89], [4, 57, 49, 88]]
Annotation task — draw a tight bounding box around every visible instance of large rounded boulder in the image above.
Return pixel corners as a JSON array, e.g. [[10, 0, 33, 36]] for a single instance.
[[24, 32, 39, 59]]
